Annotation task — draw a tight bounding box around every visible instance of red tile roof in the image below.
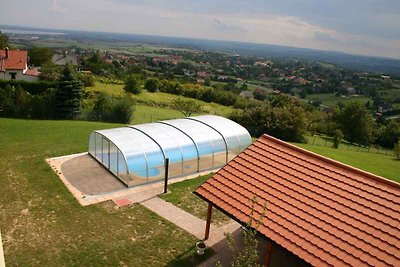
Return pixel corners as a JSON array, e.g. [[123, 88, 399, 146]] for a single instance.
[[24, 68, 41, 77], [195, 134, 400, 267], [0, 49, 27, 71]]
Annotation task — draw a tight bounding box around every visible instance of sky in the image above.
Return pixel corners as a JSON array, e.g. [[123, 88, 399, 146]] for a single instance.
[[1, 0, 399, 59]]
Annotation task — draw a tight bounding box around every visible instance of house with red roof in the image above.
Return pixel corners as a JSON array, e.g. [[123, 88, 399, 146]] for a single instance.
[[195, 134, 400, 267], [0, 48, 40, 81]]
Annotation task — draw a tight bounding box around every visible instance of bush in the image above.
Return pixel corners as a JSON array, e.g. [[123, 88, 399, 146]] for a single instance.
[[124, 75, 142, 94], [332, 129, 343, 149], [394, 141, 400, 160], [77, 73, 95, 87], [0, 85, 56, 119], [0, 79, 56, 95], [144, 78, 159, 93], [82, 92, 135, 123], [109, 97, 135, 124]]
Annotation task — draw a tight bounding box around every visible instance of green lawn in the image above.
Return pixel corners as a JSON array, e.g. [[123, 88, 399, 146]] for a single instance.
[[306, 93, 371, 107], [0, 118, 208, 266], [133, 104, 189, 124], [160, 174, 230, 226], [293, 140, 400, 182]]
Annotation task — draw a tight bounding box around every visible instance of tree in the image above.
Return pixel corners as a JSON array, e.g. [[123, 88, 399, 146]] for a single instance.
[[39, 62, 61, 81], [124, 75, 142, 94], [81, 52, 109, 75], [54, 65, 83, 119], [375, 121, 400, 148], [0, 31, 9, 49], [334, 102, 374, 145], [230, 103, 308, 142], [28, 47, 53, 66], [394, 140, 400, 160], [77, 73, 95, 87], [144, 78, 159, 93], [172, 98, 202, 117], [332, 129, 343, 149]]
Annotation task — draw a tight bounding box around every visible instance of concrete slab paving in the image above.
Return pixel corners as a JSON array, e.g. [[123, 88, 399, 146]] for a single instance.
[[142, 197, 209, 240], [47, 153, 219, 206]]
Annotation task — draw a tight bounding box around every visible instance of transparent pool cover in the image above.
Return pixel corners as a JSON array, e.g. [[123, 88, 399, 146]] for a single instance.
[[88, 115, 252, 187]]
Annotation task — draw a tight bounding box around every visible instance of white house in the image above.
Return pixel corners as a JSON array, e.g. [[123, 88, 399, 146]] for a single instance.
[[0, 48, 40, 82]]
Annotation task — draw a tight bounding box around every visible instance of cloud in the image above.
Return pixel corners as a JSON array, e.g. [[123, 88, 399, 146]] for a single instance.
[[0, 0, 399, 58], [50, 0, 66, 13], [313, 32, 341, 43], [212, 18, 247, 33]]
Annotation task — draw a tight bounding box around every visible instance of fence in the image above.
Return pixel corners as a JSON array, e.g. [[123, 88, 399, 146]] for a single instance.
[[307, 135, 395, 156]]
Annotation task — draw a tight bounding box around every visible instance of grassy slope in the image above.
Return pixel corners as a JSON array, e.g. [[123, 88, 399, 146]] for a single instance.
[[306, 93, 371, 107], [0, 118, 206, 266], [86, 82, 234, 118], [294, 142, 400, 182]]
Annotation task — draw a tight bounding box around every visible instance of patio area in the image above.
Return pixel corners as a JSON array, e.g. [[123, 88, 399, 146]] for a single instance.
[[47, 153, 218, 206]]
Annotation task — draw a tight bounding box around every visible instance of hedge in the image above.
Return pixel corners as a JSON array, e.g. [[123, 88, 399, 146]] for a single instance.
[[0, 79, 56, 95]]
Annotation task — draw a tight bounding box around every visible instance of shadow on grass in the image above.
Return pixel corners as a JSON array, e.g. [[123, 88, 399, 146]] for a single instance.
[[166, 244, 214, 267]]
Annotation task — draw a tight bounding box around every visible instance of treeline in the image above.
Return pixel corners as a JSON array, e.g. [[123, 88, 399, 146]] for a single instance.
[[123, 75, 249, 108], [229, 94, 400, 149]]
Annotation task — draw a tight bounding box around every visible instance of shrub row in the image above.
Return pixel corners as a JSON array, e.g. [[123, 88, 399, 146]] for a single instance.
[[0, 79, 56, 95]]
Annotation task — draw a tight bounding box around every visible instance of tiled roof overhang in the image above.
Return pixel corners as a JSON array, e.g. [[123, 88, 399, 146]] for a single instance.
[[195, 134, 400, 267]]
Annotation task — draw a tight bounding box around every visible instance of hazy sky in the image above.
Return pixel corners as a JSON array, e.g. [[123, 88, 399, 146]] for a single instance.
[[1, 0, 399, 58]]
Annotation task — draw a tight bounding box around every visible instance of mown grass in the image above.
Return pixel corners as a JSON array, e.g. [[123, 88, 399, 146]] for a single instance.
[[133, 105, 188, 124], [306, 93, 371, 107], [159, 174, 230, 225], [294, 139, 400, 182], [0, 118, 209, 266]]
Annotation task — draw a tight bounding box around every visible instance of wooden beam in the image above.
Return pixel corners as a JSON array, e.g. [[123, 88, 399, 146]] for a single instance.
[[265, 243, 273, 267], [204, 203, 212, 240]]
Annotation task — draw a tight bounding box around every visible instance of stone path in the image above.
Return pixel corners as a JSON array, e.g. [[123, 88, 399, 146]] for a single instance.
[[142, 197, 210, 240], [140, 196, 242, 266]]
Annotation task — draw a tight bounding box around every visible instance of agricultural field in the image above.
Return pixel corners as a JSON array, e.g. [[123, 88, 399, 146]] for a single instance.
[[86, 81, 235, 119], [306, 93, 371, 107], [0, 118, 208, 266]]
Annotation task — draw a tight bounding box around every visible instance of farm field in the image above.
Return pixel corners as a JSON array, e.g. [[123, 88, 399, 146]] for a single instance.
[[86, 82, 234, 118], [0, 118, 208, 266], [306, 93, 371, 107]]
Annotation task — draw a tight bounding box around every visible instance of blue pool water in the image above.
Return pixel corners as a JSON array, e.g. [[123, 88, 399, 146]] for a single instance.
[[128, 146, 225, 178], [134, 168, 160, 178]]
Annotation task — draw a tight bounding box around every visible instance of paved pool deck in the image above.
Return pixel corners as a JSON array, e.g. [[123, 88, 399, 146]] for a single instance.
[[47, 153, 219, 206]]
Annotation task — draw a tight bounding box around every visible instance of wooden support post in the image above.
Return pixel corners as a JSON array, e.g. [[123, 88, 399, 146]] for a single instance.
[[265, 243, 273, 267], [204, 203, 213, 240]]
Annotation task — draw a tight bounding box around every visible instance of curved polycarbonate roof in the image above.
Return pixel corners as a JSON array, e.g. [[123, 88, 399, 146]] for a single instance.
[[89, 115, 252, 187]]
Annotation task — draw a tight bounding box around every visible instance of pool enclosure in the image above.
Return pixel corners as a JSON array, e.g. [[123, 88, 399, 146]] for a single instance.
[[88, 115, 252, 187]]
